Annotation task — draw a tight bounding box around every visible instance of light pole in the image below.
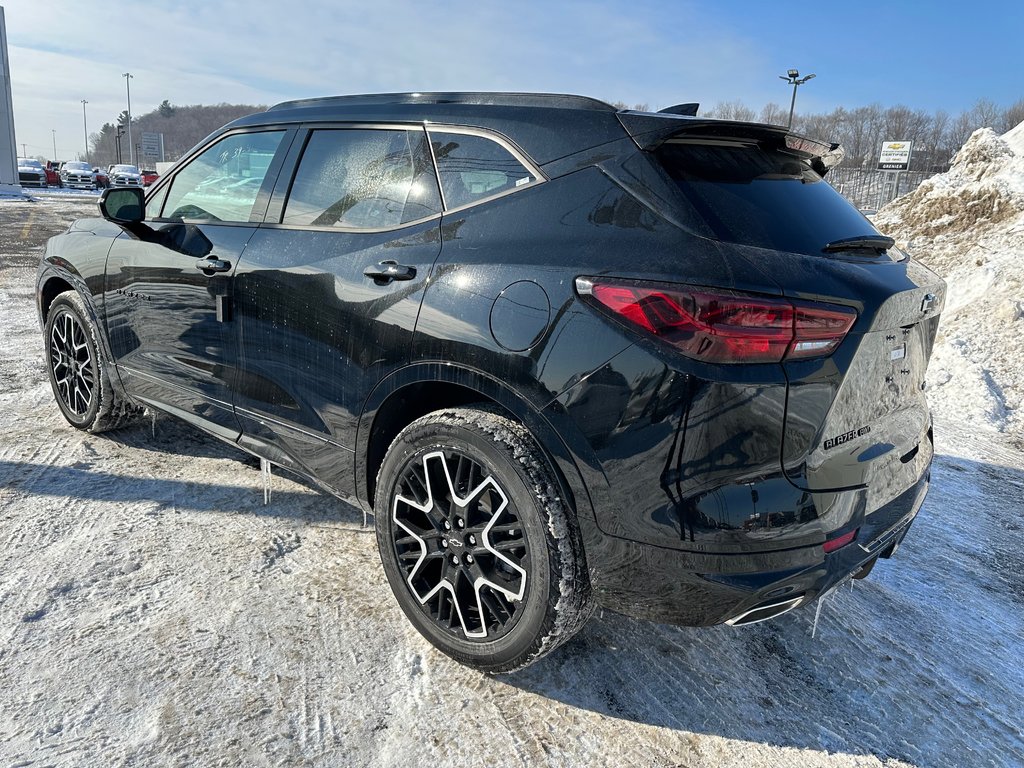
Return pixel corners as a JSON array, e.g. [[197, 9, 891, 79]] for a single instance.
[[779, 69, 815, 129], [51, 129, 56, 159], [122, 72, 134, 165], [81, 99, 89, 163]]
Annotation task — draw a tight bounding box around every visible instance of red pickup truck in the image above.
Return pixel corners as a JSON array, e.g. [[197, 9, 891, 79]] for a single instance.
[[44, 161, 62, 187]]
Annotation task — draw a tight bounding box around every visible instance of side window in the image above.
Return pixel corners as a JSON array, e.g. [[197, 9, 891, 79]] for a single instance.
[[282, 129, 441, 229], [161, 131, 285, 222], [428, 131, 537, 210]]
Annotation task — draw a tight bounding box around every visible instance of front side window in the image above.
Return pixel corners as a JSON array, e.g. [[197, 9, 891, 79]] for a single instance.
[[282, 129, 441, 229], [161, 131, 285, 223], [428, 131, 537, 210]]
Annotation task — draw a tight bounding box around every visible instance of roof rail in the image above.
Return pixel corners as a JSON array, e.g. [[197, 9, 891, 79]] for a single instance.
[[268, 92, 617, 113]]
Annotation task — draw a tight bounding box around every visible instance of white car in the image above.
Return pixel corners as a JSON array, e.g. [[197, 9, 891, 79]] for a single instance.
[[17, 158, 47, 188], [60, 161, 97, 190], [109, 164, 143, 187]]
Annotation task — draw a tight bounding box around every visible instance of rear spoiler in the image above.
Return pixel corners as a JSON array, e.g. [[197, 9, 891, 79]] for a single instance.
[[616, 111, 845, 176]]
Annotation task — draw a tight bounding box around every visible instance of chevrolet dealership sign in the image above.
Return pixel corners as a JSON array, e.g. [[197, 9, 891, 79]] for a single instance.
[[878, 141, 913, 170]]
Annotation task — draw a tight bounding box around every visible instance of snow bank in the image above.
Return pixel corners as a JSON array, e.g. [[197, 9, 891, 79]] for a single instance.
[[873, 122, 1024, 445]]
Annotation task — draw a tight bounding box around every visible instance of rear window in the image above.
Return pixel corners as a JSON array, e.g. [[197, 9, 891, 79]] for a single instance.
[[656, 140, 881, 256]]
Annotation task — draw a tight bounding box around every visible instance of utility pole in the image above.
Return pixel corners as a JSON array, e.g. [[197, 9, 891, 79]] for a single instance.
[[51, 129, 57, 160], [115, 127, 124, 164], [81, 99, 89, 163], [779, 69, 816, 129], [123, 72, 134, 165]]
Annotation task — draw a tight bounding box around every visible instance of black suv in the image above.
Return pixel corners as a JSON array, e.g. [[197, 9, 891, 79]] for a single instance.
[[36, 93, 944, 672]]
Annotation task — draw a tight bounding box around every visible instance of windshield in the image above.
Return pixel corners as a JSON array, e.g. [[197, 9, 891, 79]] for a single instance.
[[112, 165, 139, 174], [656, 139, 882, 257], [65, 162, 91, 171], [19, 158, 42, 168]]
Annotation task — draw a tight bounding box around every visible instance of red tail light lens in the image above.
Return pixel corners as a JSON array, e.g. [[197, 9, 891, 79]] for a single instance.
[[576, 278, 855, 364], [823, 528, 858, 553]]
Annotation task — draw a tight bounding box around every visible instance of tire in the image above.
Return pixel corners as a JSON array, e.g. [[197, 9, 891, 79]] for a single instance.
[[44, 290, 142, 433], [374, 406, 592, 673]]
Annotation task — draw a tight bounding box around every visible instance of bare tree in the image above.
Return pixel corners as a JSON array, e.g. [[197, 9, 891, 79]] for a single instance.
[[758, 102, 787, 126], [705, 101, 756, 121], [997, 99, 1024, 133]]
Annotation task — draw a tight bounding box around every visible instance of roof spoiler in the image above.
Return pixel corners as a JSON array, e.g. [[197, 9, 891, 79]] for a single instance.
[[616, 112, 845, 176]]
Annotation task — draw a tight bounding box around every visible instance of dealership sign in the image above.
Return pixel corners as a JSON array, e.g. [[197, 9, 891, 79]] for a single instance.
[[878, 141, 912, 170]]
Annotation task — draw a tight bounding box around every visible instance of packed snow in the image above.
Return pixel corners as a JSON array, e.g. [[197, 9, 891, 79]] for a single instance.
[[874, 122, 1024, 446], [1, 122, 1024, 767]]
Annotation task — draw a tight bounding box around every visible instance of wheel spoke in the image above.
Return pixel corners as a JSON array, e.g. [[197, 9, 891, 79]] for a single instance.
[[48, 308, 96, 417], [392, 447, 529, 641]]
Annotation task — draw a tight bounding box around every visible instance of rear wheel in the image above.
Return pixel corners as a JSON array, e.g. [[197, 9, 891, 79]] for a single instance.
[[44, 290, 142, 433], [374, 407, 592, 673]]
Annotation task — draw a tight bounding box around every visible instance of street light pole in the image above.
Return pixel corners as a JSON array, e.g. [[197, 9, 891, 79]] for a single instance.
[[81, 100, 89, 163], [51, 129, 56, 159], [122, 72, 134, 165], [779, 69, 816, 129]]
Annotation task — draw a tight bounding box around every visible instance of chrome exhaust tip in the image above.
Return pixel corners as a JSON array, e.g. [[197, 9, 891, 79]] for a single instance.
[[725, 595, 804, 627]]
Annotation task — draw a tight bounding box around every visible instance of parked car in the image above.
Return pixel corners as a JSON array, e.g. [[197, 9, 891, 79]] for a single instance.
[[17, 157, 47, 187], [141, 169, 159, 186], [92, 168, 110, 189], [44, 161, 63, 187], [108, 164, 143, 186], [35, 92, 945, 672], [60, 161, 97, 190]]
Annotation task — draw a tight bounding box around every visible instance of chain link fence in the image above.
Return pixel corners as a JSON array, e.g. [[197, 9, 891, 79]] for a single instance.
[[828, 168, 936, 212]]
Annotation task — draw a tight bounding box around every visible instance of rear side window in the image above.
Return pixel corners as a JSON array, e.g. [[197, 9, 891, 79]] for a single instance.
[[162, 131, 284, 222], [429, 131, 537, 210], [656, 140, 881, 256], [282, 129, 441, 229]]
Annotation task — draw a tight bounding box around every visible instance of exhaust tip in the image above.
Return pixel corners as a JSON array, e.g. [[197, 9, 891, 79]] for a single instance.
[[725, 596, 804, 627]]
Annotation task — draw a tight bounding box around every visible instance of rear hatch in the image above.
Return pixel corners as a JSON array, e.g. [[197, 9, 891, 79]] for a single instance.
[[623, 112, 945, 505]]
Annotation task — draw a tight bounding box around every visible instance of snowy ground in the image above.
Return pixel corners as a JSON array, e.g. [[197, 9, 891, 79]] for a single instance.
[[1, 199, 1022, 768]]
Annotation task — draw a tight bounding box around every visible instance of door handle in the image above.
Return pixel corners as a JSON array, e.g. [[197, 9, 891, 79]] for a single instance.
[[363, 260, 416, 285], [195, 257, 232, 274]]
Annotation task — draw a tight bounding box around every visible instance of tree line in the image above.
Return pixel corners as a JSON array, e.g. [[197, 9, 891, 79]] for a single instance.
[[87, 96, 1024, 173], [702, 98, 1024, 172], [88, 100, 264, 167]]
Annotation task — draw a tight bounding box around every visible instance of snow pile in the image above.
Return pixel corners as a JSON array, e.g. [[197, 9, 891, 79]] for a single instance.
[[874, 122, 1024, 445]]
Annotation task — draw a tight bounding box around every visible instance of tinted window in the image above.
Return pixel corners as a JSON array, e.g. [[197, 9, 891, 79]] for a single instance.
[[282, 129, 441, 229], [656, 140, 881, 256], [429, 131, 536, 210], [162, 131, 284, 222]]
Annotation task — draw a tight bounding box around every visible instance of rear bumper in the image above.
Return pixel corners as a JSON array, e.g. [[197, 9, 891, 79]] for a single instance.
[[583, 471, 928, 627]]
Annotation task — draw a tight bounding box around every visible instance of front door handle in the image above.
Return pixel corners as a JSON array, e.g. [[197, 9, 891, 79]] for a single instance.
[[363, 260, 416, 285], [195, 257, 232, 274]]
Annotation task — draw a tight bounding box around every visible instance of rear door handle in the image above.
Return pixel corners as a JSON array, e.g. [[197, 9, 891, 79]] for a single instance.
[[363, 260, 416, 284], [195, 257, 232, 274]]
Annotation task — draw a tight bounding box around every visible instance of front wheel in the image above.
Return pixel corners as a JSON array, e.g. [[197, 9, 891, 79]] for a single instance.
[[44, 290, 142, 433], [374, 407, 592, 673]]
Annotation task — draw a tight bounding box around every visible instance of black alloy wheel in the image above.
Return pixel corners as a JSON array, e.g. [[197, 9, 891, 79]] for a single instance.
[[44, 291, 141, 433], [48, 300, 98, 421], [375, 407, 592, 673], [391, 447, 529, 641]]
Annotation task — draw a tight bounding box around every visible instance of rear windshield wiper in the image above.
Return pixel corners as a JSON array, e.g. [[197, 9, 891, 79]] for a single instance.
[[822, 235, 895, 254]]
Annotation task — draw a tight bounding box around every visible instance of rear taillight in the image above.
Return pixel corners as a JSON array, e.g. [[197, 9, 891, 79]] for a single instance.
[[823, 528, 858, 553], [576, 277, 856, 364]]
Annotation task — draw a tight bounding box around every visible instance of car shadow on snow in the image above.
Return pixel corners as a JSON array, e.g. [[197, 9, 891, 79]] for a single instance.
[[500, 452, 1024, 767], [3, 416, 366, 526]]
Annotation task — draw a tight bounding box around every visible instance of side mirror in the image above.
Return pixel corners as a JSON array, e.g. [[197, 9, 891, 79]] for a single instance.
[[99, 187, 145, 224]]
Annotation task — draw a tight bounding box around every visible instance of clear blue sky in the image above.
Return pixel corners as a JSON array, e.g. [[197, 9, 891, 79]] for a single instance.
[[4, 0, 1022, 160]]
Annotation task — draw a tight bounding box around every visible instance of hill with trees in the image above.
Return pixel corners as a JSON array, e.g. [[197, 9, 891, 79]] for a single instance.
[[89, 100, 264, 167]]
